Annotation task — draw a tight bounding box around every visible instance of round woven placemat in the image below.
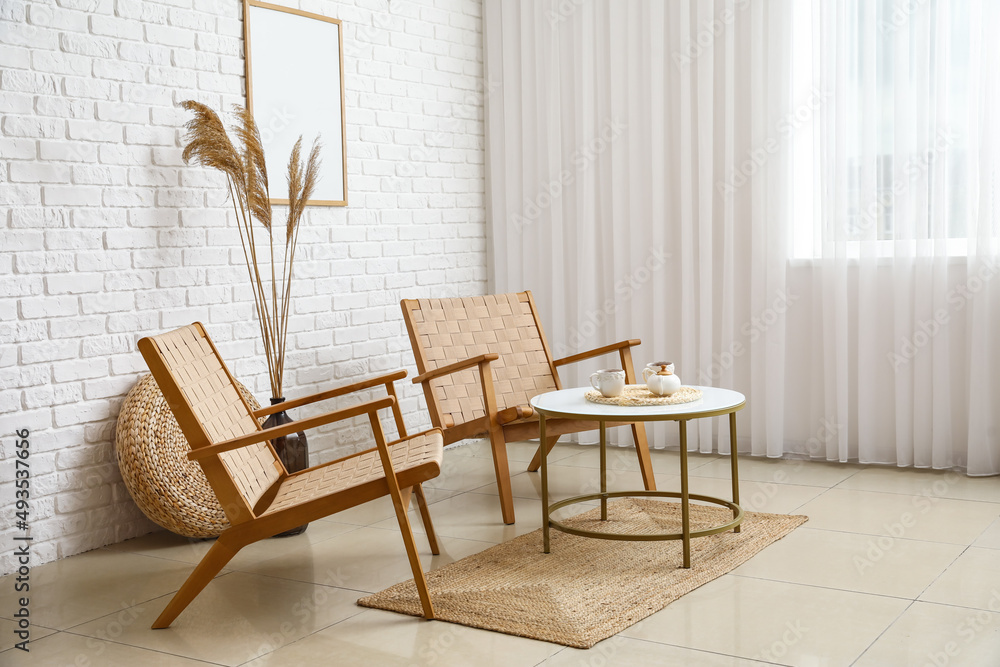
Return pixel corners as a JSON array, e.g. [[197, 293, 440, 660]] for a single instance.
[[585, 384, 702, 406], [115, 373, 261, 538]]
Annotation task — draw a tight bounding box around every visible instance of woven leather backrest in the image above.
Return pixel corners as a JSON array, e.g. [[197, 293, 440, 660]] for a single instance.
[[404, 293, 558, 426], [145, 324, 281, 510]]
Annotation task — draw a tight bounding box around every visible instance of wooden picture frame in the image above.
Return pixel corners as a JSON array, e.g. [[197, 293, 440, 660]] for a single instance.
[[243, 0, 348, 206]]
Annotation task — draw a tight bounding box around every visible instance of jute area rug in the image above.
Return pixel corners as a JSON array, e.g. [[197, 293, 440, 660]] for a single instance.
[[359, 498, 808, 648]]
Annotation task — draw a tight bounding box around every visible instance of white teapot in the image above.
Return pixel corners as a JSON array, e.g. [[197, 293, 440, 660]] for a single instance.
[[643, 363, 682, 396]]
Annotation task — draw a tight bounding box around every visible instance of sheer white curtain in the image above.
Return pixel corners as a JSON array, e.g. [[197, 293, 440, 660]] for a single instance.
[[483, 0, 1000, 474], [483, 0, 793, 453], [789, 0, 1000, 474]]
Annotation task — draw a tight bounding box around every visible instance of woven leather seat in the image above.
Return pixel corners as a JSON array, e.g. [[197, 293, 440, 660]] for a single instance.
[[402, 291, 656, 524], [262, 431, 442, 516], [139, 322, 442, 627]]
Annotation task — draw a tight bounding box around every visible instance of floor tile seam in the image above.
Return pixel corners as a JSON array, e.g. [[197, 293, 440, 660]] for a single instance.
[[533, 646, 567, 665], [848, 599, 916, 666], [790, 525, 981, 548], [907, 597, 1000, 615], [521, 458, 850, 488], [101, 546, 219, 564], [209, 568, 397, 596], [825, 484, 1000, 505], [339, 491, 461, 523], [910, 543, 971, 603], [0, 616, 67, 628], [232, 561, 470, 596], [224, 524, 374, 559], [379, 487, 465, 503], [424, 479, 514, 494], [465, 484, 541, 498], [685, 472, 844, 489], [103, 549, 223, 568], [968, 521, 1000, 549], [415, 526, 506, 544], [53, 571, 241, 634], [459, 453, 558, 464], [553, 458, 718, 473], [597, 633, 792, 666], [726, 572, 922, 603], [725, 570, 935, 602], [298, 523, 370, 537], [230, 607, 370, 667], [851, 489, 1000, 505], [828, 467, 864, 485], [67, 570, 367, 636], [57, 628, 229, 666], [0, 626, 63, 656], [783, 484, 838, 514], [557, 461, 681, 474], [0, 620, 60, 631], [778, 523, 983, 546], [35, 571, 237, 635], [344, 521, 501, 549]]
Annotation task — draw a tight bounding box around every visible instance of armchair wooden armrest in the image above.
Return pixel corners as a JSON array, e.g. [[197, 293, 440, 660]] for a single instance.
[[553, 339, 642, 367], [253, 370, 409, 417], [189, 396, 396, 461], [496, 405, 534, 424], [412, 353, 499, 384]]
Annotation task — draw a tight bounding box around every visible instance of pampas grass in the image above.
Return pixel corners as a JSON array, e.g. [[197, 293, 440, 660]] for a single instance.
[[181, 100, 322, 398]]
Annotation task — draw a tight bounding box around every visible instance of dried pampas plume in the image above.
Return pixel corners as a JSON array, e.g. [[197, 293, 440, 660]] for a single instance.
[[286, 136, 323, 242], [180, 101, 244, 194], [179, 100, 323, 398], [233, 104, 272, 230]]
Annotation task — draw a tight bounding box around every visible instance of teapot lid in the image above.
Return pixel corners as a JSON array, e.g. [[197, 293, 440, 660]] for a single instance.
[[657, 363, 674, 376]]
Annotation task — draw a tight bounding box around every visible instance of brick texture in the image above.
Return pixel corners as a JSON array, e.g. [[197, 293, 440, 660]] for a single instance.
[[0, 0, 487, 575]]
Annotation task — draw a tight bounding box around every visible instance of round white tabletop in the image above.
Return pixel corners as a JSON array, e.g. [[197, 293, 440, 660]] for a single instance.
[[529, 385, 746, 422]]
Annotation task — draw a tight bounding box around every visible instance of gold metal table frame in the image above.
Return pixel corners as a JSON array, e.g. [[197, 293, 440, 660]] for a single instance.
[[531, 386, 746, 568]]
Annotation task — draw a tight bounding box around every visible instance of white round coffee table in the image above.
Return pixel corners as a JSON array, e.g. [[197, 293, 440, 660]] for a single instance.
[[529, 385, 746, 568]]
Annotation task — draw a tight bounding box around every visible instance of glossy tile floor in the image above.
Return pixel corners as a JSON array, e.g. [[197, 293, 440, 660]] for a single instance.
[[3, 440, 1000, 666]]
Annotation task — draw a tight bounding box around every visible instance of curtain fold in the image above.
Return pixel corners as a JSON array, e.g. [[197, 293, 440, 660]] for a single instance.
[[800, 0, 1000, 473], [483, 0, 1000, 475]]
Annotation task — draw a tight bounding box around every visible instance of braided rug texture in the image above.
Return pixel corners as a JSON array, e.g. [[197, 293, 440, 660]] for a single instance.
[[359, 499, 807, 648]]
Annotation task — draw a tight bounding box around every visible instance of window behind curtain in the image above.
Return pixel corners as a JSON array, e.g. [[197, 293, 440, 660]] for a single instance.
[[790, 0, 976, 258]]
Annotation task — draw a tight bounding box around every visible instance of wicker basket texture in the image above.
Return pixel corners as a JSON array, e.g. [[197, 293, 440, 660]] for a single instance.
[[115, 373, 261, 538]]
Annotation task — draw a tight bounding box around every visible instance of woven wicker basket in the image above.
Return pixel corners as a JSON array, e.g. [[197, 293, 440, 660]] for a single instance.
[[115, 373, 261, 538]]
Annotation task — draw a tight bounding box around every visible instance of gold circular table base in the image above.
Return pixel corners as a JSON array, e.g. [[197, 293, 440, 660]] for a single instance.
[[547, 490, 743, 542]]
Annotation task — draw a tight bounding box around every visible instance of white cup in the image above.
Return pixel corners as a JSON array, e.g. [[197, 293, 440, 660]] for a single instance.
[[590, 369, 626, 397], [645, 361, 675, 375]]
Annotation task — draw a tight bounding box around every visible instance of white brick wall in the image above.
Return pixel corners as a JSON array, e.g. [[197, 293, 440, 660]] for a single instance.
[[0, 0, 487, 575]]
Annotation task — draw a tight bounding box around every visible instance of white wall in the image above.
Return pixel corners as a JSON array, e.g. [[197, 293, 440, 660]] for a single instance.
[[0, 0, 487, 574]]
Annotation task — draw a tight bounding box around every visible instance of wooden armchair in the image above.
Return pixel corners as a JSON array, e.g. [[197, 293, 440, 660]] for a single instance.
[[138, 323, 443, 627], [401, 292, 655, 525]]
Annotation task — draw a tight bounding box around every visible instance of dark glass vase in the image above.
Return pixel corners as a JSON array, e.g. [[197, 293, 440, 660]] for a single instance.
[[263, 397, 309, 537]]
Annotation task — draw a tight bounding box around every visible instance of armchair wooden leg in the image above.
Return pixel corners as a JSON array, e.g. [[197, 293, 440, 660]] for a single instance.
[[370, 413, 435, 619], [413, 484, 440, 555], [526, 435, 560, 473], [631, 422, 656, 491], [152, 533, 242, 629], [389, 488, 436, 619], [487, 429, 516, 525]]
